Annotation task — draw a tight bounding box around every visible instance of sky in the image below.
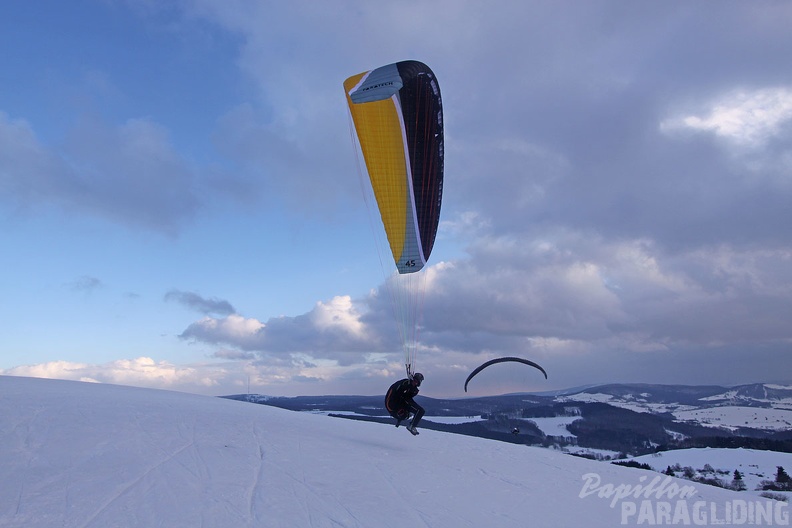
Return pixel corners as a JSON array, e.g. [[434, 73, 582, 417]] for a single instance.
[[1, 0, 792, 398], [4, 376, 785, 528]]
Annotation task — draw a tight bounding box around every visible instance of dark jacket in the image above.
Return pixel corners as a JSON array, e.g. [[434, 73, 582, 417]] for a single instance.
[[385, 378, 419, 418]]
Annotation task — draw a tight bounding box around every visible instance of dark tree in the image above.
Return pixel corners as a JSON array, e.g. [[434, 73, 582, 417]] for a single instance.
[[731, 470, 746, 491]]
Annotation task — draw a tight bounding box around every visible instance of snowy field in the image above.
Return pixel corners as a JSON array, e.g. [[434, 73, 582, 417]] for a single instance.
[[522, 416, 581, 438], [673, 407, 792, 431], [701, 389, 792, 411], [559, 391, 792, 431], [558, 392, 697, 414], [1, 376, 788, 527], [630, 448, 792, 497]]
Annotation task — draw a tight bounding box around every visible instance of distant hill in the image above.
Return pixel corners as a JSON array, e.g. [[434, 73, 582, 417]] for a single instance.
[[224, 382, 792, 457]]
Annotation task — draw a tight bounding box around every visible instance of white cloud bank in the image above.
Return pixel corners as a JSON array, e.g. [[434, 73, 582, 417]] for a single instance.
[[661, 87, 792, 147], [1, 357, 214, 389]]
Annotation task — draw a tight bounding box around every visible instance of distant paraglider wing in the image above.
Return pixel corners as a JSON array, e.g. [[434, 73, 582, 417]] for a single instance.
[[464, 357, 548, 392]]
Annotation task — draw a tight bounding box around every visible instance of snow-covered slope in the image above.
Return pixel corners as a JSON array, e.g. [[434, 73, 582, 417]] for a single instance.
[[1, 376, 786, 527], [630, 448, 792, 496]]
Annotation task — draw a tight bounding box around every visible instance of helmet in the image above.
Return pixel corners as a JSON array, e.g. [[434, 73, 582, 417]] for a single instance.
[[412, 372, 424, 385]]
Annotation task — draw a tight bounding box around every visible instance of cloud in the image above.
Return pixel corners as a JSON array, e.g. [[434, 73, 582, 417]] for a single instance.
[[661, 88, 792, 147], [181, 313, 265, 349], [67, 275, 104, 293], [64, 117, 202, 234], [1, 357, 212, 388], [174, 234, 792, 387], [212, 349, 255, 360], [0, 111, 203, 235], [0, 112, 74, 210], [430, 235, 792, 349], [179, 296, 379, 366], [164, 290, 236, 316]]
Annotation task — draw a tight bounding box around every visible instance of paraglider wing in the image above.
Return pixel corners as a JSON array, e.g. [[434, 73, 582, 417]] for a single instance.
[[464, 357, 548, 392], [344, 60, 444, 274], [344, 60, 443, 377]]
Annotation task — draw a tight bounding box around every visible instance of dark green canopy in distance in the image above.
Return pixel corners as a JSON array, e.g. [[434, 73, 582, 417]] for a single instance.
[[464, 357, 548, 392]]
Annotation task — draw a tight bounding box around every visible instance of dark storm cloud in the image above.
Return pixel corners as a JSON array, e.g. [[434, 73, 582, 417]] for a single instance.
[[440, 3, 792, 258]]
